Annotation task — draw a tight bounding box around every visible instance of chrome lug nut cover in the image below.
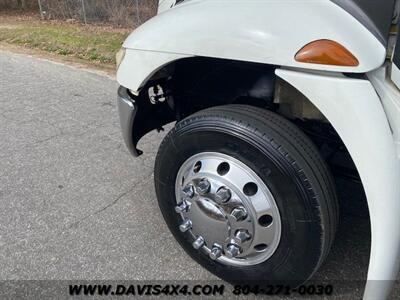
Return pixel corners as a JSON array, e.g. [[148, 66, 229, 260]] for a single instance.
[[226, 244, 241, 258], [209, 244, 223, 260], [196, 178, 211, 194], [182, 184, 195, 199], [215, 187, 232, 203], [193, 236, 205, 249], [179, 219, 192, 232], [231, 207, 248, 222], [235, 229, 251, 243], [175, 201, 189, 214]]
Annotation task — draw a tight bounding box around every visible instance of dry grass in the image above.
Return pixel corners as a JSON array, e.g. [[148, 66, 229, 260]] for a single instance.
[[0, 14, 131, 65]]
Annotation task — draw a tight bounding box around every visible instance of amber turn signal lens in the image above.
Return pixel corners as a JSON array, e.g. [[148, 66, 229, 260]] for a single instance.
[[295, 39, 359, 67]]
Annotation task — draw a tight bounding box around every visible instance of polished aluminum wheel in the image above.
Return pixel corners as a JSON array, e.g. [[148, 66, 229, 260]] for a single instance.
[[175, 152, 281, 266]]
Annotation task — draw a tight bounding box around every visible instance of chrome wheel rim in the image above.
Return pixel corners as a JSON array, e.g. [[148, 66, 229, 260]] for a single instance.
[[175, 152, 281, 266]]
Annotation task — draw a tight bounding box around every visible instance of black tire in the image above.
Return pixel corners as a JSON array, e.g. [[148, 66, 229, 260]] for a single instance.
[[154, 104, 338, 285]]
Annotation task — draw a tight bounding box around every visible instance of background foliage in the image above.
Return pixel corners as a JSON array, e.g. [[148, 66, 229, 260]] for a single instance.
[[0, 0, 158, 27]]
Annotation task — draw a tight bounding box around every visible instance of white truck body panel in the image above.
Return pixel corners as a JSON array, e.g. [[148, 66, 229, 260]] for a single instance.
[[119, 0, 386, 93], [369, 67, 400, 158], [276, 68, 400, 300], [117, 49, 191, 96], [390, 63, 400, 90], [158, 0, 177, 13]]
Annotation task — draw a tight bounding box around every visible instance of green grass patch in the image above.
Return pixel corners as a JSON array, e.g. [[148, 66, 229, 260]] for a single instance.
[[0, 22, 130, 64]]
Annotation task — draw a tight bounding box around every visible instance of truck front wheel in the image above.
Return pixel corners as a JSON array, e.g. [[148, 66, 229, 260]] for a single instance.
[[154, 105, 338, 285]]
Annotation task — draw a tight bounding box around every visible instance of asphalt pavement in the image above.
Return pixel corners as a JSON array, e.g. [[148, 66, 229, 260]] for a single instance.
[[0, 50, 398, 299]]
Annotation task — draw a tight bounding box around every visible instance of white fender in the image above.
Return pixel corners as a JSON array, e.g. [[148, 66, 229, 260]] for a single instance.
[[158, 0, 177, 13], [117, 49, 191, 95], [120, 0, 386, 93], [276, 68, 400, 300]]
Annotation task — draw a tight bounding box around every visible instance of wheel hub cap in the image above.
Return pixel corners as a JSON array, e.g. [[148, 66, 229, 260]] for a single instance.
[[187, 193, 230, 247], [175, 152, 281, 266]]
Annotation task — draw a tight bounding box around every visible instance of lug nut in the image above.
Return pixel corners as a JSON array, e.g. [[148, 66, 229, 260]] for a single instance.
[[235, 230, 251, 244], [231, 207, 248, 222], [196, 178, 211, 195], [209, 244, 223, 260], [179, 219, 192, 232], [215, 187, 232, 204], [192, 236, 205, 249], [225, 244, 241, 258], [175, 201, 189, 214], [182, 184, 195, 199]]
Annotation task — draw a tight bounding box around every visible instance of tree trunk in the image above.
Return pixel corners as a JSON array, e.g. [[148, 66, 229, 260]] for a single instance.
[[16, 0, 27, 9]]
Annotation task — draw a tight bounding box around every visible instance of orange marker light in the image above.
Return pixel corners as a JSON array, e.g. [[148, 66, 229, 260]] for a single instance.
[[295, 39, 359, 67]]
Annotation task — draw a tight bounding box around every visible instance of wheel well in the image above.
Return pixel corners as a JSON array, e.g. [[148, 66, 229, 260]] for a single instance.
[[137, 56, 362, 182], [133, 57, 370, 270], [144, 57, 277, 119]]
